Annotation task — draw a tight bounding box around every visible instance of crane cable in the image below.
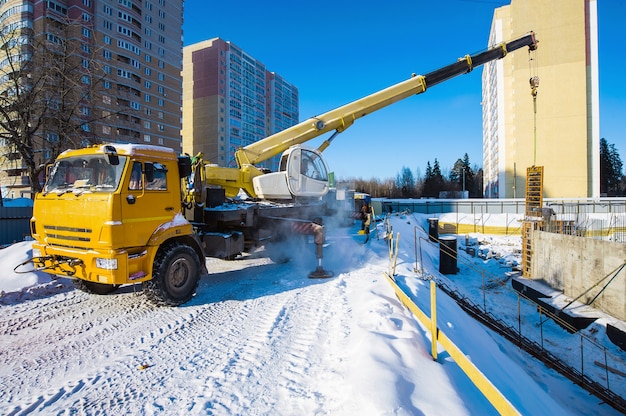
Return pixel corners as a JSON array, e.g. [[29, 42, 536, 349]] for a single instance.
[[529, 46, 540, 166]]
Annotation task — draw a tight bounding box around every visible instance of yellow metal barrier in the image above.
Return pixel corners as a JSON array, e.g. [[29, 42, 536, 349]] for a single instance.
[[383, 273, 520, 416]]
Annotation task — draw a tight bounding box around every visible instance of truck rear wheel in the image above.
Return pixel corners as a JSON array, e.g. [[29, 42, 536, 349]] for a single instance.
[[144, 243, 201, 306], [74, 280, 120, 295]]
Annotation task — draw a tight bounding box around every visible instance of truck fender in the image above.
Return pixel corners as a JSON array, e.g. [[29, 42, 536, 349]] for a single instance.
[[146, 214, 207, 274]]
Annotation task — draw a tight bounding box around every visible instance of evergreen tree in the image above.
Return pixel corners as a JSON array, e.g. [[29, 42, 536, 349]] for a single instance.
[[449, 158, 464, 190], [600, 138, 623, 195], [422, 161, 434, 197]]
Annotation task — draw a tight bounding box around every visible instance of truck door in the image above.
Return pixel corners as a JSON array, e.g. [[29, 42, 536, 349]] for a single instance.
[[121, 160, 176, 247]]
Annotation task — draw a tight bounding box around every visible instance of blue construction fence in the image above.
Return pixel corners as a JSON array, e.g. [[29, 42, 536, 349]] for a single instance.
[[0, 205, 33, 247]]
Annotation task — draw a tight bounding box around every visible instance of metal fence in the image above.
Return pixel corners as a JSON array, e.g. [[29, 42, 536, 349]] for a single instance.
[[544, 200, 626, 242], [374, 198, 626, 241], [0, 206, 33, 247]]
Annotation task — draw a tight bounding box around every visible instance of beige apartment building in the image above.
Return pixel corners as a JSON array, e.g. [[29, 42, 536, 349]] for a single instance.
[[482, 0, 599, 198]]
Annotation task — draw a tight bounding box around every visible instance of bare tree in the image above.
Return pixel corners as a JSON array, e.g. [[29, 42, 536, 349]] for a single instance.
[[0, 17, 114, 194]]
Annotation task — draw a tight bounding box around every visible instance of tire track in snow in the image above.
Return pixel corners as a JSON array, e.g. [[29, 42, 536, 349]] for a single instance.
[[198, 265, 352, 415], [1, 253, 355, 415], [0, 285, 234, 415]]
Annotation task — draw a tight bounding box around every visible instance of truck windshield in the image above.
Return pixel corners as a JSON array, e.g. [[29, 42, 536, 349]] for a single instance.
[[44, 155, 127, 194]]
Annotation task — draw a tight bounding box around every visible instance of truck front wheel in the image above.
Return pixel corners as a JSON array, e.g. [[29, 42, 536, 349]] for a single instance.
[[144, 243, 201, 306]]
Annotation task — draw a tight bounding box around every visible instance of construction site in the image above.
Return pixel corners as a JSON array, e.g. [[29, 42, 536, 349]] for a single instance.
[[371, 164, 626, 413]]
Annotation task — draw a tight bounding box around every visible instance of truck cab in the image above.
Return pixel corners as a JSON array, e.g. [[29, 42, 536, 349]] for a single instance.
[[31, 144, 204, 305]]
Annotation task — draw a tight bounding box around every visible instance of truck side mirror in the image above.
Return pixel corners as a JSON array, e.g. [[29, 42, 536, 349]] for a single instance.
[[178, 156, 192, 178], [103, 145, 119, 166]]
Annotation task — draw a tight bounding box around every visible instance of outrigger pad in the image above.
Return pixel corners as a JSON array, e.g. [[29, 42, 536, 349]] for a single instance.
[[308, 267, 334, 279]]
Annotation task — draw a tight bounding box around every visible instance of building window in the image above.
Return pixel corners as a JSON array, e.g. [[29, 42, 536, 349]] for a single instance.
[[144, 134, 151, 142], [82, 28, 91, 38], [46, 1, 68, 14], [46, 132, 59, 143]]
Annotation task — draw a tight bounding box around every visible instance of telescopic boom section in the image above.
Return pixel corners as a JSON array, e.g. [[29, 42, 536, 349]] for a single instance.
[[234, 31, 537, 168]]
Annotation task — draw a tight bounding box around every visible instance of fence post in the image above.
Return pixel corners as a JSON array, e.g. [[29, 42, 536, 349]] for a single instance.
[[430, 279, 438, 361]]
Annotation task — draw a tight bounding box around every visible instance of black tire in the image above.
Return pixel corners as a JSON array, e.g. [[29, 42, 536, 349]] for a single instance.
[[74, 280, 120, 295], [266, 241, 291, 264], [266, 234, 307, 264], [143, 243, 201, 306]]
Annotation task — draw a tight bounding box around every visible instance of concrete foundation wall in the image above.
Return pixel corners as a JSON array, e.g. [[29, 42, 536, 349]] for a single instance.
[[531, 231, 626, 321]]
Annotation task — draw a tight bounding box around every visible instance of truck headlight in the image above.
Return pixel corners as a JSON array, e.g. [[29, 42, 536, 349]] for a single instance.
[[96, 258, 118, 270], [32, 248, 41, 258]]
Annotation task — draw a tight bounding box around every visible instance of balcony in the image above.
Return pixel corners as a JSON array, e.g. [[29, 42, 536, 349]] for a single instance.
[[4, 175, 30, 187]]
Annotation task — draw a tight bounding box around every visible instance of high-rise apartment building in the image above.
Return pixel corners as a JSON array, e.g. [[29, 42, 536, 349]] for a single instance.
[[482, 0, 599, 198], [0, 0, 183, 197], [182, 38, 299, 172]]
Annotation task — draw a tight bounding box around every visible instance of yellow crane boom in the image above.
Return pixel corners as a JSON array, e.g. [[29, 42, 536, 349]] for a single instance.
[[205, 32, 538, 198]]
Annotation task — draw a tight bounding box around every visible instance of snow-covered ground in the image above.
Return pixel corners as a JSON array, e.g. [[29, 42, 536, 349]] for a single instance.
[[1, 213, 624, 415]]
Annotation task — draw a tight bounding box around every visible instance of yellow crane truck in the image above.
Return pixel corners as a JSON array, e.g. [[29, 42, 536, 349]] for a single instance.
[[29, 33, 537, 305]]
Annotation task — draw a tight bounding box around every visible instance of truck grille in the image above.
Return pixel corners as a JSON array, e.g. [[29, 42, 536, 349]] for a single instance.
[[43, 225, 92, 248]]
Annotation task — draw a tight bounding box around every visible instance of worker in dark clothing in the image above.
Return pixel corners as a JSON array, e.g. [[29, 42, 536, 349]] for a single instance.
[[361, 204, 372, 243]]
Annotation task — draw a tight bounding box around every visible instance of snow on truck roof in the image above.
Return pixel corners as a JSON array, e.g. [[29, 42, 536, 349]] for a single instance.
[[58, 143, 178, 158]]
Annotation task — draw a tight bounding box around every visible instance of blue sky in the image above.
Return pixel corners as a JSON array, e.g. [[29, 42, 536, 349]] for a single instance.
[[183, 0, 625, 181]]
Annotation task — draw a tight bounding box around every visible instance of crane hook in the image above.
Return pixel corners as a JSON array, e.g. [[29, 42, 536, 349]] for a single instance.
[[529, 76, 539, 97]]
